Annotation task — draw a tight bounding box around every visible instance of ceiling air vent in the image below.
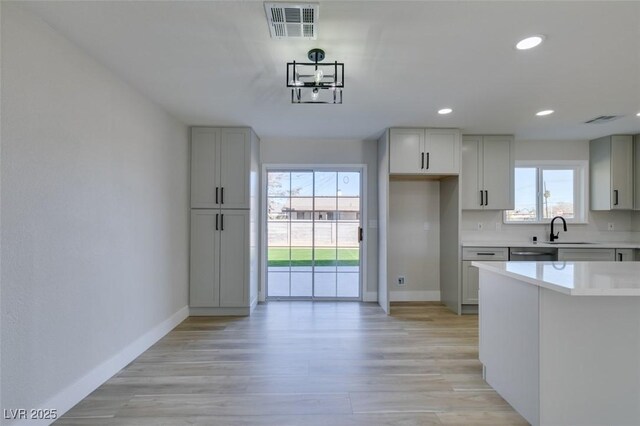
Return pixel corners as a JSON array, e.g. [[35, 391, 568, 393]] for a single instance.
[[584, 115, 622, 124], [264, 3, 319, 40]]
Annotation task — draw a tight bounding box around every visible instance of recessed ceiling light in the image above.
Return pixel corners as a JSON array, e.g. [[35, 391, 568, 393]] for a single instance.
[[438, 108, 453, 115], [536, 110, 554, 116], [516, 35, 544, 50], [636, 112, 640, 117]]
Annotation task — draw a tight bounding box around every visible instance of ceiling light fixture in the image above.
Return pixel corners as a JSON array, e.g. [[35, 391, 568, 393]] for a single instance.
[[536, 110, 554, 116], [438, 108, 453, 115], [636, 112, 640, 117], [287, 48, 344, 104], [516, 35, 544, 50]]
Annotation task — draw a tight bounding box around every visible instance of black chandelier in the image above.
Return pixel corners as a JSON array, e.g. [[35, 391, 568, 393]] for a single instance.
[[286, 48, 344, 104]]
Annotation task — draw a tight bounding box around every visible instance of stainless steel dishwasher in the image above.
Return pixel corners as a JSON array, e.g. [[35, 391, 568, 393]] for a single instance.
[[509, 247, 558, 261]]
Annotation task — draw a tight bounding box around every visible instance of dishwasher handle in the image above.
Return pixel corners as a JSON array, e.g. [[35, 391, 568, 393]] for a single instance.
[[511, 251, 556, 256]]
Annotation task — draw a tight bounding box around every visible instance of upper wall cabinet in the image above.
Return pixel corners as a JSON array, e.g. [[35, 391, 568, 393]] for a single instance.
[[461, 135, 514, 210], [191, 127, 252, 209], [590, 135, 633, 211], [389, 128, 461, 175]]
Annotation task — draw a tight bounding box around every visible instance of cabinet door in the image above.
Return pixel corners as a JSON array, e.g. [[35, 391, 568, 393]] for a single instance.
[[462, 260, 479, 304], [219, 128, 251, 209], [389, 128, 424, 174], [557, 248, 615, 261], [191, 128, 220, 208], [610, 136, 634, 210], [615, 249, 635, 262], [461, 137, 482, 209], [425, 128, 460, 174], [190, 210, 220, 307], [482, 136, 514, 210], [218, 210, 249, 307], [635, 136, 640, 210]]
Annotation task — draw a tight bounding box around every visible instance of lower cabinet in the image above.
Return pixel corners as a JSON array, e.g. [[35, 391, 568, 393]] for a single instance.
[[557, 248, 639, 261], [615, 248, 635, 261], [557, 248, 615, 261], [190, 209, 249, 310], [462, 247, 508, 305]]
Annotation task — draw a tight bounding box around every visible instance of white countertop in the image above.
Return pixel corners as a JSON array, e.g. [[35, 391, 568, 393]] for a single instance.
[[463, 241, 640, 249], [472, 261, 640, 296]]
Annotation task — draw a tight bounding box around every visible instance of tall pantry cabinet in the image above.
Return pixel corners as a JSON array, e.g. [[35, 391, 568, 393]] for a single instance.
[[189, 127, 260, 316]]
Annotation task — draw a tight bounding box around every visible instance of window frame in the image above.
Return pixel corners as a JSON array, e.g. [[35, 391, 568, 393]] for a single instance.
[[503, 160, 588, 224]]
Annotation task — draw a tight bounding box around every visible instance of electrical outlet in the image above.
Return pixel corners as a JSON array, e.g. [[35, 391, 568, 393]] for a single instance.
[[397, 276, 406, 286], [477, 222, 483, 231], [608, 223, 615, 231]]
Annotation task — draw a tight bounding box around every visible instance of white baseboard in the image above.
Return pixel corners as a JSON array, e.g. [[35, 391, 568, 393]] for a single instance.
[[389, 290, 441, 302], [22, 305, 189, 425], [363, 291, 378, 302], [189, 307, 250, 316]]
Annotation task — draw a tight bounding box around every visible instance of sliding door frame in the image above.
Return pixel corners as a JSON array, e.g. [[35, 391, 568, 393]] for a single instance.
[[260, 164, 368, 302]]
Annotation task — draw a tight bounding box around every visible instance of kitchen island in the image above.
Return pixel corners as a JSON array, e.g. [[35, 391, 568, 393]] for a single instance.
[[473, 261, 640, 426]]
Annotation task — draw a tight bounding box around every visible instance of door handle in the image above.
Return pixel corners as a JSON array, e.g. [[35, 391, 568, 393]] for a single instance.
[[215, 187, 219, 204], [221, 214, 224, 231], [618, 252, 623, 261], [484, 190, 488, 206], [215, 213, 219, 231], [426, 152, 430, 170], [614, 189, 619, 206], [480, 190, 484, 206], [221, 187, 224, 205], [421, 152, 425, 169], [358, 226, 363, 242]]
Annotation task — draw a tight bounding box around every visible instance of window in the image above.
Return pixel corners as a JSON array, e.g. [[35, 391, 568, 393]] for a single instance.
[[504, 162, 587, 223]]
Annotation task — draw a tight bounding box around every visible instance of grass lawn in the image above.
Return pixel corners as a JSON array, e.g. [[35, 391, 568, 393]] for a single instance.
[[268, 247, 359, 267]]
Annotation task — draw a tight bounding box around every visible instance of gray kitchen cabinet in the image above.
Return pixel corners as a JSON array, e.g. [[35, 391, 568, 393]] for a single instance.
[[615, 249, 635, 262], [389, 128, 460, 175], [557, 248, 615, 261], [190, 209, 249, 308], [590, 135, 634, 210], [462, 247, 509, 305], [461, 135, 514, 210], [191, 127, 252, 209], [189, 127, 260, 315]]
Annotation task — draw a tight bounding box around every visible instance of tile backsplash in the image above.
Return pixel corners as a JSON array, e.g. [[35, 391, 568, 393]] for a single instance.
[[462, 210, 640, 243]]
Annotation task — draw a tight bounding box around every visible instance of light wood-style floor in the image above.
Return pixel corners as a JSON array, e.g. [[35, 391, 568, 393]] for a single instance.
[[55, 302, 527, 425]]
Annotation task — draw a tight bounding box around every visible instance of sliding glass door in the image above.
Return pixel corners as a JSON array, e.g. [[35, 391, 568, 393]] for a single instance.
[[266, 169, 362, 300]]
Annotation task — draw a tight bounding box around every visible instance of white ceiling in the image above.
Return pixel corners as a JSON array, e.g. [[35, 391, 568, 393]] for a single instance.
[[20, 1, 640, 140]]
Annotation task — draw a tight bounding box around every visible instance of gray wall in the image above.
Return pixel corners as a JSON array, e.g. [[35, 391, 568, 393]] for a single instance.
[[0, 1, 3, 416], [260, 138, 379, 297], [388, 180, 441, 300], [1, 3, 189, 414]]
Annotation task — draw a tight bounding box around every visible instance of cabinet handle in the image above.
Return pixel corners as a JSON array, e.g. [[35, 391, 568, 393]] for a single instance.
[[426, 152, 430, 170], [358, 226, 363, 242], [618, 252, 623, 261], [476, 252, 495, 256], [221, 187, 225, 204], [221, 214, 224, 231], [421, 152, 425, 169], [614, 189, 619, 206], [485, 190, 489, 206], [215, 187, 219, 204], [480, 190, 484, 206], [215, 213, 219, 231]]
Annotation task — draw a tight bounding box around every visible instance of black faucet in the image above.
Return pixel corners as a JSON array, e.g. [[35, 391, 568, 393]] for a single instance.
[[549, 216, 567, 242]]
